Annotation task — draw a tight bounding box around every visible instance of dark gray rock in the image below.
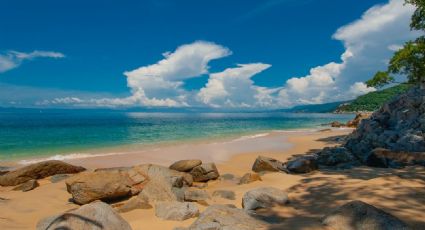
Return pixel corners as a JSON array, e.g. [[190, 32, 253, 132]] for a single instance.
[[316, 147, 357, 167], [36, 201, 132, 230], [286, 156, 318, 173], [322, 200, 410, 230], [242, 187, 288, 211], [252, 156, 286, 173]]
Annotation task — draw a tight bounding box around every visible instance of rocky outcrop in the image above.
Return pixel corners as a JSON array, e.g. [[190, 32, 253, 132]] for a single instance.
[[155, 201, 199, 221], [367, 148, 425, 168], [286, 156, 318, 173], [316, 147, 358, 167], [66, 169, 147, 205], [242, 187, 288, 211], [212, 190, 235, 200], [36, 201, 132, 230], [252, 156, 286, 173], [182, 205, 267, 230], [0, 160, 85, 186], [346, 113, 371, 128], [189, 163, 219, 182], [331, 121, 345, 128], [170, 160, 202, 172], [345, 87, 425, 167], [12, 179, 39, 192], [322, 200, 410, 230], [239, 172, 262, 184]]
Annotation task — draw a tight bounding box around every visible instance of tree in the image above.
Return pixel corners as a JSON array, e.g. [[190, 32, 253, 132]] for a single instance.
[[366, 71, 395, 88], [366, 0, 425, 89]]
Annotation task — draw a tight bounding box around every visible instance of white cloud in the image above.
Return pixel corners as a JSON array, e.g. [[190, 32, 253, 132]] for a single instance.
[[0, 50, 65, 73], [197, 63, 272, 108], [277, 0, 417, 107]]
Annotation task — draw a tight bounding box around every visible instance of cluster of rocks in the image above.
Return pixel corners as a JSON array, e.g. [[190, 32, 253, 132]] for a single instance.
[[330, 112, 371, 128]]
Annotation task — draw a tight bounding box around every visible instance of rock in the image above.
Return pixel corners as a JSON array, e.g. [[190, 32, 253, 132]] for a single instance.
[[239, 172, 262, 184], [316, 147, 357, 167], [136, 164, 193, 187], [0, 170, 9, 176], [212, 190, 235, 200], [50, 174, 70, 183], [0, 160, 85, 186], [12, 179, 39, 192], [242, 187, 288, 211], [138, 179, 184, 203], [190, 163, 219, 182], [116, 196, 152, 213], [192, 182, 208, 189], [220, 173, 238, 181], [286, 156, 318, 173], [36, 201, 132, 230], [367, 148, 425, 168], [346, 113, 371, 128], [66, 169, 147, 205], [331, 121, 345, 128], [322, 200, 410, 230], [170, 160, 202, 172], [186, 205, 267, 230], [155, 201, 199, 221], [252, 156, 286, 173], [184, 189, 210, 202]]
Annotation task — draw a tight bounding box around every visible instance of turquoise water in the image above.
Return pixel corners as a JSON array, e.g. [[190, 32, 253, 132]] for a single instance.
[[0, 111, 353, 161]]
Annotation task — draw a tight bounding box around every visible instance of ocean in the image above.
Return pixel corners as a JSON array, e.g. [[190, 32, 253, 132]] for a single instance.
[[0, 110, 354, 161]]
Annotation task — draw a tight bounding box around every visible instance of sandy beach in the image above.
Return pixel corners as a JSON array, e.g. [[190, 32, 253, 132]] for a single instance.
[[1, 128, 424, 229]]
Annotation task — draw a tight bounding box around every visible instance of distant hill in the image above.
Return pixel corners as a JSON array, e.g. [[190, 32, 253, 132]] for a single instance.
[[277, 101, 347, 113], [335, 83, 412, 113]]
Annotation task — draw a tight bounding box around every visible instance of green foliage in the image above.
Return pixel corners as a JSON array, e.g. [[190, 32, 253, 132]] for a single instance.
[[366, 71, 395, 88], [336, 84, 412, 112], [406, 0, 425, 31]]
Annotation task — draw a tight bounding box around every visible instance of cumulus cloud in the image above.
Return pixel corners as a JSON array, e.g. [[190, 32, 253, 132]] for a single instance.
[[0, 50, 65, 73], [198, 63, 273, 108], [277, 0, 416, 107]]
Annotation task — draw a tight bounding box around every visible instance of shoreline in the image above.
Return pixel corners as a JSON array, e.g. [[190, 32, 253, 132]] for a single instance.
[[1, 127, 350, 169]]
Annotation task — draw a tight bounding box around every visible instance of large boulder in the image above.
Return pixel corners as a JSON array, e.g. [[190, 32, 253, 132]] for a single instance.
[[242, 187, 288, 211], [189, 163, 219, 182], [322, 200, 410, 230], [239, 172, 262, 185], [0, 160, 85, 186], [115, 196, 152, 213], [155, 201, 199, 221], [36, 201, 132, 230], [66, 169, 147, 205], [183, 205, 267, 230], [252, 156, 286, 173], [286, 156, 318, 173], [136, 164, 193, 187], [170, 160, 202, 172], [138, 179, 185, 203], [316, 147, 357, 167]]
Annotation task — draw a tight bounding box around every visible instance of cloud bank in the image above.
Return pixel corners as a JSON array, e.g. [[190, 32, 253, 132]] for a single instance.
[[0, 50, 65, 73], [30, 0, 418, 109]]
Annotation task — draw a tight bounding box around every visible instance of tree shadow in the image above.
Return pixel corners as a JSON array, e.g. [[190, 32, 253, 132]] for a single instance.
[[43, 213, 103, 230]]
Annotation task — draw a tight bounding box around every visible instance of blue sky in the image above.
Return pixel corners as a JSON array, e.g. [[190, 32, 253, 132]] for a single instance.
[[0, 0, 418, 108]]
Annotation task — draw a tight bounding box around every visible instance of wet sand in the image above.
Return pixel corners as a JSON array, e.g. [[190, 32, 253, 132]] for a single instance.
[[0, 128, 424, 229]]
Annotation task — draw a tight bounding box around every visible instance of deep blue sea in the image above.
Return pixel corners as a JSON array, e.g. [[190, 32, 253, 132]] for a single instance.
[[0, 110, 353, 161]]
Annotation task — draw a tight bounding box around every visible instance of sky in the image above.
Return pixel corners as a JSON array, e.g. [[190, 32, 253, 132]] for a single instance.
[[0, 0, 419, 109]]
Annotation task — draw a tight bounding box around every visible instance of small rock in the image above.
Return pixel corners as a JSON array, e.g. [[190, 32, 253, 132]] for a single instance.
[[286, 156, 318, 173], [322, 200, 410, 230], [239, 172, 262, 184], [184, 189, 210, 202], [0, 160, 85, 186], [186, 205, 267, 230], [50, 174, 70, 183], [212, 190, 235, 200], [116, 196, 152, 213], [170, 160, 202, 172], [242, 187, 288, 211], [13, 179, 39, 192], [252, 156, 286, 172], [219, 173, 237, 181], [330, 121, 345, 128], [36, 201, 132, 230], [155, 201, 199, 221], [190, 163, 220, 182]]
